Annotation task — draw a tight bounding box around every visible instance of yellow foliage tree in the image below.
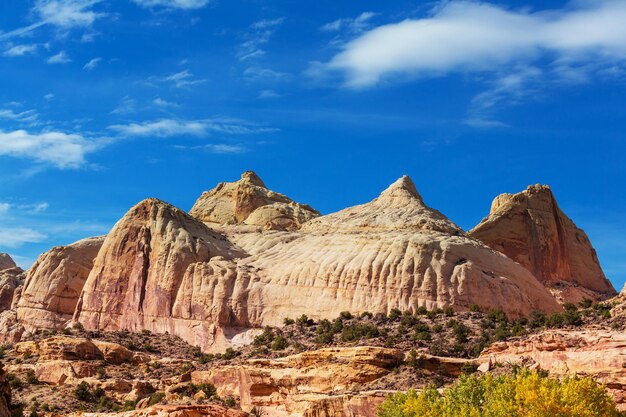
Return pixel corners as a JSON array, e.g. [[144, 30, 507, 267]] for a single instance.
[[378, 370, 624, 417]]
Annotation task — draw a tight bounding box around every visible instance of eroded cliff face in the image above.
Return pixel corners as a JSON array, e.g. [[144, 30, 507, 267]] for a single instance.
[[480, 329, 626, 409], [16, 236, 105, 330], [69, 175, 561, 352], [191, 346, 403, 416], [189, 171, 320, 231], [469, 184, 615, 303]]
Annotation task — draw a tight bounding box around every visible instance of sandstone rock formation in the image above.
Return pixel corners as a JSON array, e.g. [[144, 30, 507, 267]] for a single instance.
[[470, 185, 615, 303], [0, 267, 23, 312], [191, 346, 403, 416], [16, 236, 105, 330], [0, 253, 16, 271], [0, 365, 10, 417], [480, 329, 626, 409], [189, 171, 319, 231], [74, 199, 247, 350], [69, 176, 561, 352]]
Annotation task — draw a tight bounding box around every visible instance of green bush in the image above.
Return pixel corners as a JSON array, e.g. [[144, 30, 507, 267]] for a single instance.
[[377, 370, 624, 417]]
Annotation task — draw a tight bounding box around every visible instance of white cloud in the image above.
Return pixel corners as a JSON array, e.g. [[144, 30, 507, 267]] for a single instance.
[[109, 118, 276, 137], [0, 109, 39, 123], [0, 228, 47, 249], [176, 144, 248, 154], [0, 203, 10, 214], [26, 202, 51, 213], [131, 0, 209, 9], [320, 12, 377, 33], [3, 44, 38, 57], [83, 57, 102, 70], [47, 51, 71, 64], [325, 1, 626, 88], [0, 0, 103, 40], [111, 96, 137, 115], [243, 67, 291, 81], [163, 70, 206, 88], [0, 129, 96, 168], [152, 97, 179, 108], [44, 93, 55, 101], [239, 18, 284, 61]]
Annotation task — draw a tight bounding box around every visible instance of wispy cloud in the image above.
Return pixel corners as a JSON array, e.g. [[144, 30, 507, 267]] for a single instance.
[[83, 56, 101, 70], [3, 44, 38, 57], [243, 66, 291, 82], [259, 89, 280, 99], [0, 129, 98, 169], [0, 203, 10, 214], [47, 50, 71, 64], [163, 70, 206, 88], [152, 97, 179, 108], [0, 228, 47, 249], [131, 0, 210, 10], [325, 1, 626, 88], [175, 143, 248, 154], [111, 96, 137, 115], [0, 0, 104, 41], [238, 18, 284, 61], [0, 108, 39, 124], [320, 12, 377, 34], [109, 118, 276, 137]]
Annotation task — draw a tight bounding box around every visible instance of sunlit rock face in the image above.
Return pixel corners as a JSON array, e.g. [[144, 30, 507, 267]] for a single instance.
[[71, 175, 559, 352], [470, 184, 615, 303], [16, 236, 105, 330]]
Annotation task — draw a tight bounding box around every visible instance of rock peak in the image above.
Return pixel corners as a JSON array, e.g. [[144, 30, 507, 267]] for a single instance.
[[0, 253, 16, 271], [240, 171, 266, 188], [379, 175, 423, 202]]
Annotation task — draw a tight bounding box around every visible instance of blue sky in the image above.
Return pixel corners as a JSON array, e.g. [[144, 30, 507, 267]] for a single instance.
[[0, 0, 624, 290]]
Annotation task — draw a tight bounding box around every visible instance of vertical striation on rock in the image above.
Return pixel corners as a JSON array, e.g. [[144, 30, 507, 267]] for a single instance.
[[16, 236, 105, 330], [74, 199, 248, 350], [469, 184, 615, 303], [189, 171, 320, 231]]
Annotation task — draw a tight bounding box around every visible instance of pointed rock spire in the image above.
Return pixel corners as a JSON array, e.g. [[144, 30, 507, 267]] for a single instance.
[[240, 171, 266, 188], [379, 175, 423, 202], [0, 254, 16, 271]]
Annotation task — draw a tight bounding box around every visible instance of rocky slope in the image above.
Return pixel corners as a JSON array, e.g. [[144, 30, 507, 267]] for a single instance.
[[16, 236, 105, 330], [190, 171, 319, 231], [0, 253, 16, 271], [69, 174, 561, 352], [470, 184, 615, 303]]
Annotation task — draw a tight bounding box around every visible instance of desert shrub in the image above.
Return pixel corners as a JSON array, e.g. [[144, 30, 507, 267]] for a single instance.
[[416, 306, 428, 316], [25, 370, 38, 385], [296, 314, 314, 328], [224, 396, 237, 408], [341, 323, 380, 341], [360, 311, 374, 319], [444, 307, 455, 317], [147, 392, 166, 406], [271, 336, 288, 351], [579, 298, 593, 309], [529, 310, 547, 328], [377, 370, 623, 417], [389, 308, 402, 321], [74, 381, 94, 402], [222, 348, 237, 360], [73, 322, 85, 331], [7, 373, 23, 390], [469, 304, 481, 313], [283, 318, 295, 326], [253, 327, 275, 347], [339, 311, 353, 320]]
